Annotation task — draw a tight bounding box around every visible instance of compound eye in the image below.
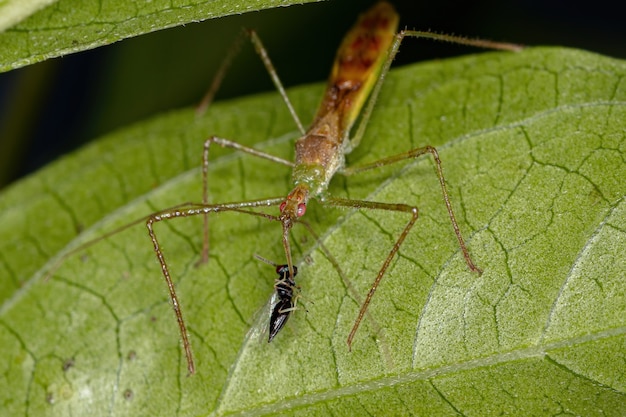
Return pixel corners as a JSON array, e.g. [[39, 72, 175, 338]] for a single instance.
[[296, 203, 306, 217], [279, 201, 286, 212]]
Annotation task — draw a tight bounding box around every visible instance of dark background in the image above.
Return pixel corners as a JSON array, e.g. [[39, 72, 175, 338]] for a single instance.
[[0, 0, 623, 189]]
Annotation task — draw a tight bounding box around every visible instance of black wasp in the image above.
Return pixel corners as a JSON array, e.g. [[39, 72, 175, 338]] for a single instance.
[[268, 264, 299, 342]]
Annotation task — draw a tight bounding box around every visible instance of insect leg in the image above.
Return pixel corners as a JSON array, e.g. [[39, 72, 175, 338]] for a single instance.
[[319, 198, 418, 349], [196, 29, 305, 135], [195, 28, 305, 265], [297, 221, 394, 364], [198, 136, 294, 265], [347, 30, 522, 152], [146, 200, 283, 375], [342, 145, 481, 274]]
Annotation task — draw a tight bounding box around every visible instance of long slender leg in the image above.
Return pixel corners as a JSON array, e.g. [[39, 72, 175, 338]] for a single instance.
[[196, 29, 305, 135], [163, 28, 306, 363], [43, 201, 207, 281], [198, 136, 294, 264], [145, 200, 285, 375], [335, 29, 511, 349], [298, 221, 393, 364], [320, 198, 419, 349], [347, 30, 522, 152], [195, 28, 305, 265], [247, 30, 306, 135], [343, 145, 481, 274], [196, 32, 246, 116]]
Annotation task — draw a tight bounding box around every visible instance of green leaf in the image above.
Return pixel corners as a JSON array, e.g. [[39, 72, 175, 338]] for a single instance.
[[2, 47, 626, 415], [0, 0, 58, 33], [0, 0, 320, 72]]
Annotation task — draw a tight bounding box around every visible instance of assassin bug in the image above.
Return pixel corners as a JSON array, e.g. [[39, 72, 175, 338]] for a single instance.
[[49, 2, 521, 375]]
